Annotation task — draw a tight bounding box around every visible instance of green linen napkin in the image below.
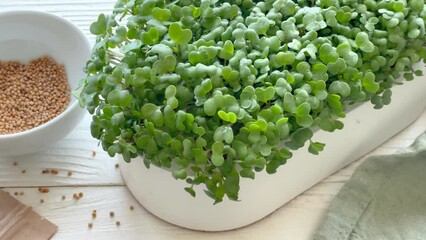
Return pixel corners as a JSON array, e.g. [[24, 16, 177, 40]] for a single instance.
[[314, 132, 426, 240]]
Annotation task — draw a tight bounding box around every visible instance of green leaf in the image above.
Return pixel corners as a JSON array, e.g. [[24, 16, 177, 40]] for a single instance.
[[212, 142, 225, 166], [218, 111, 237, 123], [136, 135, 157, 154], [276, 52, 295, 66], [137, 0, 156, 16], [189, 51, 210, 65], [223, 127, 234, 144], [219, 40, 234, 60], [141, 27, 160, 45], [336, 43, 358, 67], [329, 81, 351, 97], [240, 169, 255, 179], [165, 85, 177, 98], [309, 142, 326, 155], [250, 119, 268, 132], [172, 169, 187, 180], [327, 58, 347, 75], [248, 17, 270, 35], [222, 66, 241, 90], [325, 9, 338, 27], [141, 103, 158, 119], [327, 94, 345, 117], [283, 92, 296, 113], [121, 40, 142, 53], [319, 43, 336, 63], [152, 7, 171, 21], [153, 55, 177, 74], [288, 39, 302, 51], [203, 98, 218, 116], [303, 12, 327, 31], [152, 109, 164, 127], [355, 32, 375, 53], [295, 102, 313, 127], [111, 112, 125, 126], [90, 14, 107, 35], [288, 128, 313, 150], [169, 23, 193, 45], [255, 87, 276, 103], [192, 148, 208, 164], [382, 89, 392, 105], [362, 72, 380, 93], [106, 68, 123, 86], [110, 26, 127, 44], [224, 169, 240, 200], [107, 89, 132, 107], [414, 70, 423, 77], [184, 187, 196, 197], [107, 144, 121, 157], [410, 0, 424, 11], [147, 44, 171, 58], [214, 126, 234, 144], [336, 10, 352, 24], [279, 20, 299, 42]]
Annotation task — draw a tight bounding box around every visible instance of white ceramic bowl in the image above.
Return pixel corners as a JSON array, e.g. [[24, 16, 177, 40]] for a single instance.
[[0, 11, 91, 157]]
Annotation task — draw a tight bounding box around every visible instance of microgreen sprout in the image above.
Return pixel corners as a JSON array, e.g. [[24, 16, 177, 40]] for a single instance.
[[75, 0, 426, 204]]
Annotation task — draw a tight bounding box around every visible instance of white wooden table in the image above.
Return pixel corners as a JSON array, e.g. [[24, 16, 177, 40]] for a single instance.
[[1, 1, 426, 239]]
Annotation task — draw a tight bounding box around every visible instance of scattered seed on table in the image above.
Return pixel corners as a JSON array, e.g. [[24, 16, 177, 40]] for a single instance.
[[21, 170, 26, 174], [115, 164, 119, 169], [67, 171, 72, 177], [92, 151, 96, 157], [38, 187, 49, 193], [88, 223, 93, 229], [14, 192, 18, 196], [92, 211, 97, 218], [62, 195, 66, 201], [40, 199, 44, 204], [13, 162, 17, 166], [42, 169, 51, 174], [73, 192, 84, 200], [0, 56, 70, 135], [41, 168, 59, 175], [109, 211, 115, 217], [19, 192, 24, 196], [115, 221, 121, 226], [130, 205, 134, 211]]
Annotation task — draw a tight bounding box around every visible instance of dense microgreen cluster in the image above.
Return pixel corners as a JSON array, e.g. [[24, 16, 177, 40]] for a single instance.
[[75, 0, 426, 203]]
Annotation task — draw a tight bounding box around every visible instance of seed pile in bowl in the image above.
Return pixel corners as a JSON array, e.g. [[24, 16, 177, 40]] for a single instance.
[[0, 56, 70, 135]]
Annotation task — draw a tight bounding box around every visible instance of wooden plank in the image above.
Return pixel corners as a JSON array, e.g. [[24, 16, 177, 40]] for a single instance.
[[1, 186, 330, 240], [1, 1, 426, 239], [0, 0, 116, 43], [0, 114, 123, 187]]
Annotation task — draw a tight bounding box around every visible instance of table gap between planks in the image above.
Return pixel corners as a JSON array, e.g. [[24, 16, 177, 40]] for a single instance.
[[1, 1, 426, 239]]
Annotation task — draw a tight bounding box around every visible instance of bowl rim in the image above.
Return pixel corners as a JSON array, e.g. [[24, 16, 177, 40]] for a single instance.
[[0, 10, 91, 139]]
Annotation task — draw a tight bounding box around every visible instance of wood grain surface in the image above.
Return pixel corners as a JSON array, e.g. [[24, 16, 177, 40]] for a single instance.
[[1, 1, 426, 239]]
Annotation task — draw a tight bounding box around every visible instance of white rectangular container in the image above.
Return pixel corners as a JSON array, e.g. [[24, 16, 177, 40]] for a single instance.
[[120, 70, 426, 231]]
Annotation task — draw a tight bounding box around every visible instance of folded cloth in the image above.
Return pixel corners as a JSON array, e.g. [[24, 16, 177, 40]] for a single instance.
[[314, 132, 426, 240]]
